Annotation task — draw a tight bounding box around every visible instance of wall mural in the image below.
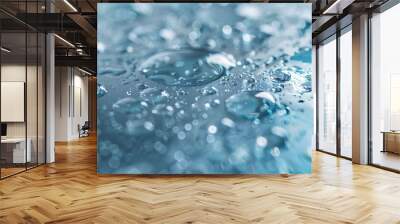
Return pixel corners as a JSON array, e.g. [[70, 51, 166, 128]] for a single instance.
[[97, 3, 313, 174]]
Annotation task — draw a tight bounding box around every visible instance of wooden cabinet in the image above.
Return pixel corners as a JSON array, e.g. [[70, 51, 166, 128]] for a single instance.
[[382, 132, 400, 154]]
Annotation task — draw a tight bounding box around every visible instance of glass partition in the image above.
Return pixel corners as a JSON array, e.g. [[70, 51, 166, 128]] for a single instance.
[[370, 3, 400, 171], [38, 32, 45, 165], [0, 1, 46, 179], [317, 36, 337, 154], [1, 31, 28, 177], [339, 28, 352, 158], [27, 31, 38, 169]]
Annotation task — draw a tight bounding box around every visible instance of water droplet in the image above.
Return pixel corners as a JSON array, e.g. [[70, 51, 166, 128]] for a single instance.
[[272, 86, 283, 93], [242, 77, 256, 89], [271, 126, 287, 138], [97, 84, 108, 97], [200, 86, 218, 96], [144, 121, 154, 131], [256, 136, 268, 148], [99, 67, 126, 76], [176, 89, 187, 96], [225, 91, 279, 120], [265, 56, 276, 66], [230, 146, 249, 164], [166, 105, 174, 112], [112, 97, 147, 115], [140, 88, 169, 104], [206, 134, 216, 143], [174, 151, 185, 161], [136, 83, 149, 90], [172, 126, 180, 133], [211, 99, 221, 107], [126, 120, 151, 135], [271, 147, 281, 157], [208, 125, 218, 134], [138, 49, 235, 87], [222, 25, 232, 36], [154, 141, 167, 153], [184, 123, 192, 131], [221, 117, 235, 128], [272, 69, 291, 82], [242, 33, 254, 43], [302, 81, 312, 93], [207, 39, 217, 49], [177, 131, 186, 140], [160, 28, 176, 40], [192, 119, 199, 126], [151, 104, 173, 116]]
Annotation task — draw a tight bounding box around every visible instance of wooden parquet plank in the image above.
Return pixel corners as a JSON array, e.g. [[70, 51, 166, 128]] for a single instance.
[[0, 135, 400, 223]]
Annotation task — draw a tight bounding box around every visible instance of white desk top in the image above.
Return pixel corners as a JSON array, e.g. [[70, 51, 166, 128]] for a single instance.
[[1, 138, 27, 143]]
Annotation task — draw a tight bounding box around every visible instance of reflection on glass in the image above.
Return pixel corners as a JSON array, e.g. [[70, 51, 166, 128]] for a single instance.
[[27, 32, 38, 169], [318, 38, 337, 154], [371, 4, 400, 171], [340, 29, 352, 158], [1, 32, 27, 177], [38, 33, 46, 165]]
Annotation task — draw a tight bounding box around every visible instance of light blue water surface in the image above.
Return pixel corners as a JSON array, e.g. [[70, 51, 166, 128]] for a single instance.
[[97, 3, 313, 174]]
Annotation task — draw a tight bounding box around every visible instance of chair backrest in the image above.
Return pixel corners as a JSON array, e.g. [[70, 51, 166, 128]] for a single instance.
[[82, 121, 90, 129]]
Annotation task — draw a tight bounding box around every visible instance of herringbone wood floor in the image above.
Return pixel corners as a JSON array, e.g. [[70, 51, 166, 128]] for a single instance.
[[1, 135, 400, 224]]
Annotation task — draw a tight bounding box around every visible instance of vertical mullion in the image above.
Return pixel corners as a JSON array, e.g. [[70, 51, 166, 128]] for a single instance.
[[25, 0, 28, 171], [316, 45, 320, 150], [36, 0, 39, 167], [0, 23, 2, 179], [44, 0, 48, 164], [367, 11, 373, 165], [336, 28, 341, 157]]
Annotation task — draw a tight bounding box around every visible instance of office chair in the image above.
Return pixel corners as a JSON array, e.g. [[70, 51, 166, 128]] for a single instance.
[[79, 121, 90, 138]]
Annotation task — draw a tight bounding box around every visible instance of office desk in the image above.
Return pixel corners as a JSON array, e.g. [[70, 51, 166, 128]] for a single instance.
[[382, 131, 400, 154], [1, 138, 31, 163]]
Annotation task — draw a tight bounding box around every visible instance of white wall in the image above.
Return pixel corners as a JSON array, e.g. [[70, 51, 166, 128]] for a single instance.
[[1, 63, 46, 164], [55, 67, 89, 141]]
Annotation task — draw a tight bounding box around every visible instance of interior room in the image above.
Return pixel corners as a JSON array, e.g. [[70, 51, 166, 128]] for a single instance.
[[370, 2, 400, 171], [0, 13, 46, 178], [1, 0, 400, 223]]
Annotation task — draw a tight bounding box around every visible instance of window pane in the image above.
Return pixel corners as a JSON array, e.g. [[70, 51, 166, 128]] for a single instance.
[[371, 4, 400, 171], [318, 38, 337, 154], [1, 31, 27, 177], [340, 29, 352, 158]]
